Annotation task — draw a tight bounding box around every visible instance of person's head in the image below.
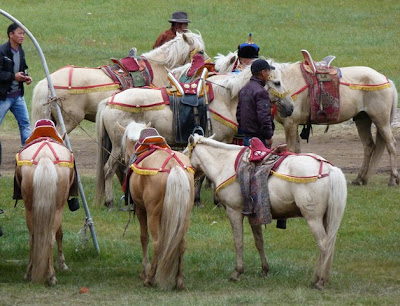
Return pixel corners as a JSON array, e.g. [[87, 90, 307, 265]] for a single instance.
[[169, 11, 190, 33], [251, 59, 275, 82], [238, 33, 259, 65], [7, 22, 25, 47]]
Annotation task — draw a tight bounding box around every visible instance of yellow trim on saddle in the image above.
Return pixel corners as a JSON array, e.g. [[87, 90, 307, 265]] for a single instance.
[[211, 113, 238, 133], [271, 170, 319, 183], [68, 84, 120, 95], [348, 83, 391, 91], [130, 163, 195, 176], [108, 103, 165, 113], [15, 153, 75, 168], [215, 175, 237, 194]]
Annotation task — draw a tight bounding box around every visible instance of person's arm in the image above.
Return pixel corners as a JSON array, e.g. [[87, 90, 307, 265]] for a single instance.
[[255, 90, 273, 140]]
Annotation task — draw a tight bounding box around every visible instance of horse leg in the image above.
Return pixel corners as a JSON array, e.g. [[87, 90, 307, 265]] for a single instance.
[[373, 123, 399, 186], [175, 239, 187, 290], [225, 205, 245, 281], [56, 226, 68, 272], [24, 210, 33, 281], [46, 232, 57, 286], [353, 114, 374, 185], [137, 207, 150, 282], [103, 148, 122, 207], [144, 214, 161, 287], [249, 224, 269, 277], [284, 122, 301, 153], [305, 218, 329, 290], [194, 175, 205, 207]]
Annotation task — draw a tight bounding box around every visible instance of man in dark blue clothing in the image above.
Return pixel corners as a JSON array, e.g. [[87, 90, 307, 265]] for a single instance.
[[0, 23, 32, 146], [236, 58, 275, 148]]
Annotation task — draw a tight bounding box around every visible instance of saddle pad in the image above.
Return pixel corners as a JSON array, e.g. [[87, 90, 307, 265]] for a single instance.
[[169, 95, 207, 144], [301, 63, 340, 123]]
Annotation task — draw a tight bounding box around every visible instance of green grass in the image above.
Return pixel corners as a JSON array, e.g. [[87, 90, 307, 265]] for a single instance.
[[0, 1, 400, 304], [1, 174, 400, 304]]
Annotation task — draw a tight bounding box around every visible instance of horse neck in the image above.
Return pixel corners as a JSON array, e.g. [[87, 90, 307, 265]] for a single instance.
[[193, 143, 239, 186], [279, 62, 304, 93]]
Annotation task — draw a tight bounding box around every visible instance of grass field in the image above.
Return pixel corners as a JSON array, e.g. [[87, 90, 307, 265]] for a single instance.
[[0, 1, 400, 304]]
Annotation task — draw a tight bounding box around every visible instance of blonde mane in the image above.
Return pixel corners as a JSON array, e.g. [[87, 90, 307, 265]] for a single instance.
[[142, 32, 205, 68]]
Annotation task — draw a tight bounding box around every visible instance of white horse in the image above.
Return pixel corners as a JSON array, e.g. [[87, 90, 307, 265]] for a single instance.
[[215, 52, 399, 186], [31, 32, 207, 133], [185, 134, 347, 290], [94, 66, 294, 207]]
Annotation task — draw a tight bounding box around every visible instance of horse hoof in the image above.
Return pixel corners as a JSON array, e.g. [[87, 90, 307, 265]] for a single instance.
[[314, 280, 324, 290], [24, 273, 31, 281], [229, 272, 241, 282], [194, 201, 204, 208], [58, 262, 68, 271], [143, 278, 153, 287], [47, 276, 58, 286], [176, 278, 185, 290]]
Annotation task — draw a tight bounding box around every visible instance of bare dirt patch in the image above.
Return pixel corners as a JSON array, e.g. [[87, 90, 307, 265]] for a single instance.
[[1, 112, 400, 180]]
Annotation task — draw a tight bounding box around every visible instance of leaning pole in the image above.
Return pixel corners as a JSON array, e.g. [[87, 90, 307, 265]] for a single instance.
[[0, 10, 100, 253]]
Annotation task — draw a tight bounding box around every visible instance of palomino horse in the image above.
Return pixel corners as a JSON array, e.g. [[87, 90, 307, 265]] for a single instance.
[[14, 132, 75, 285], [120, 121, 194, 290], [215, 52, 399, 186], [31, 32, 207, 133], [185, 134, 347, 290], [94, 66, 294, 207]]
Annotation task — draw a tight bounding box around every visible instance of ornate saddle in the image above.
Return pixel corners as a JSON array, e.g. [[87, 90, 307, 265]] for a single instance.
[[25, 119, 63, 145], [102, 49, 153, 90], [300, 49, 341, 124], [134, 128, 170, 156]]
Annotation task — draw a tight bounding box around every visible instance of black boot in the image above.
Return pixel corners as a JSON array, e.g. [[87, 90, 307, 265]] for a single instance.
[[67, 197, 80, 212], [276, 219, 287, 229], [0, 226, 3, 237]]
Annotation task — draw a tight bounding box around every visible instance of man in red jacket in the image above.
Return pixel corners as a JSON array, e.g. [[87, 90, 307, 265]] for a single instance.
[[153, 11, 190, 49]]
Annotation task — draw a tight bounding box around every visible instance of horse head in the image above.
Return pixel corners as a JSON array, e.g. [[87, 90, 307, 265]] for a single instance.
[[143, 31, 207, 68], [265, 62, 294, 118], [120, 121, 151, 165], [214, 51, 238, 73]]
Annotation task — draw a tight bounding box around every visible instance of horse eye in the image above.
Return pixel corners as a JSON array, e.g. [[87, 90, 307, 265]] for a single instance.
[[198, 50, 204, 54], [274, 81, 281, 86]]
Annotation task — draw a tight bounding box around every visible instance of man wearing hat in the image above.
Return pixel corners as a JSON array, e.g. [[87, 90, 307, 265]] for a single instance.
[[237, 33, 260, 68], [153, 11, 190, 49], [236, 58, 275, 148]]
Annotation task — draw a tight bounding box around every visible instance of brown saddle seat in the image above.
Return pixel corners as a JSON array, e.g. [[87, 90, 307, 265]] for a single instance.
[[134, 128, 170, 156]]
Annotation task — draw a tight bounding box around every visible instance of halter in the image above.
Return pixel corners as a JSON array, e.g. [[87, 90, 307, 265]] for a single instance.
[[16, 137, 74, 168]]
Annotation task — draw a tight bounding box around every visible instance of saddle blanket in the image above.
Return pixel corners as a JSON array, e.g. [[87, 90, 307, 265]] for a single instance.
[[301, 63, 340, 123]]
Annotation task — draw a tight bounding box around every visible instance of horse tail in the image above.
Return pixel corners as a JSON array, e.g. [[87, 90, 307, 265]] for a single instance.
[[155, 166, 193, 290], [31, 157, 58, 283], [94, 99, 110, 206], [318, 166, 347, 283], [31, 79, 52, 125], [368, 79, 398, 178]]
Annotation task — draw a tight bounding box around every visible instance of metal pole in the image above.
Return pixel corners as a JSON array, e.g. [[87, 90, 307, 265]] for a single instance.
[[0, 10, 100, 253]]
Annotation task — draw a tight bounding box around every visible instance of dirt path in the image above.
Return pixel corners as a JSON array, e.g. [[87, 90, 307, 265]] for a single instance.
[[1, 116, 400, 179]]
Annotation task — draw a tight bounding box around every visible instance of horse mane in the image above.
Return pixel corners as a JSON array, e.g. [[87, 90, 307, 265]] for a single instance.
[[193, 134, 242, 151], [142, 32, 204, 68], [121, 121, 148, 153], [214, 51, 238, 73], [209, 66, 252, 100]]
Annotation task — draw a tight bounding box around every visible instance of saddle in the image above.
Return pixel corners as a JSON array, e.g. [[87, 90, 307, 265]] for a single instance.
[[102, 51, 153, 90], [300, 49, 341, 125], [166, 72, 214, 144], [134, 128, 170, 156], [25, 119, 63, 145]]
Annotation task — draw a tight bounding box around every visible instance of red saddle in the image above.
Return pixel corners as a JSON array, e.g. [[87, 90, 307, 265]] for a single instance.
[[25, 119, 63, 145]]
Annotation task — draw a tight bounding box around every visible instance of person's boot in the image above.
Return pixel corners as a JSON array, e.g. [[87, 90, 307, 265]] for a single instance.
[[276, 219, 287, 229], [0, 226, 3, 237], [67, 197, 80, 212]]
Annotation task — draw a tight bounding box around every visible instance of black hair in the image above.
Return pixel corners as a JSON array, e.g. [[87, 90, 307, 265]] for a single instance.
[[7, 23, 21, 38]]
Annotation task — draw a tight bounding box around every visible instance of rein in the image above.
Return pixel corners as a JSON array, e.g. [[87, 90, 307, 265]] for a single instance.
[[16, 137, 74, 168]]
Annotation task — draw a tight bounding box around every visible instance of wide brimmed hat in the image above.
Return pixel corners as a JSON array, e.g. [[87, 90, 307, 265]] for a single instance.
[[169, 11, 191, 23]]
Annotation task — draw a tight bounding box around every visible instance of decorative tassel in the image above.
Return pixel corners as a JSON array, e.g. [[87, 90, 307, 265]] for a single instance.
[[68, 84, 120, 94], [108, 104, 165, 113], [271, 170, 319, 183], [211, 113, 238, 133], [216, 175, 236, 194]]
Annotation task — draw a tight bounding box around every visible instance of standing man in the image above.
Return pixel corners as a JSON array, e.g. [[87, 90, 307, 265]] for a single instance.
[[153, 11, 190, 49], [0, 22, 32, 147], [236, 58, 275, 148]]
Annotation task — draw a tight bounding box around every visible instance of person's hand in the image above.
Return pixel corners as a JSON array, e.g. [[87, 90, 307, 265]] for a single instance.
[[266, 138, 273, 148], [14, 72, 26, 82], [25, 75, 33, 85]]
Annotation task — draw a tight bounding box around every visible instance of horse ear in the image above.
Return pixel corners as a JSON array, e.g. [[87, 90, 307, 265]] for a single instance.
[[230, 55, 237, 65], [182, 33, 194, 45], [146, 122, 151, 127], [188, 134, 194, 145], [117, 122, 125, 134]]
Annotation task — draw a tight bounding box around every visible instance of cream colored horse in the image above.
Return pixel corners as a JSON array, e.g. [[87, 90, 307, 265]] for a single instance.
[[185, 134, 347, 290], [14, 138, 75, 285], [31, 32, 207, 133], [216, 52, 399, 186], [120, 121, 194, 290], [94, 66, 294, 207]]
